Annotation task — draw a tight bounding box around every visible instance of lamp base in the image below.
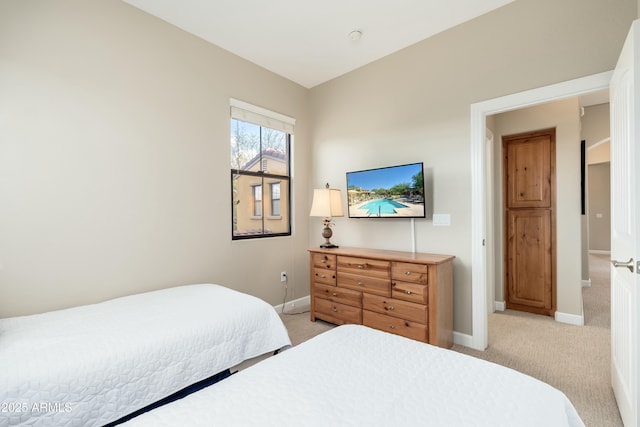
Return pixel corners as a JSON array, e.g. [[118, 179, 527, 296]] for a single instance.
[[320, 243, 339, 249], [320, 225, 338, 249]]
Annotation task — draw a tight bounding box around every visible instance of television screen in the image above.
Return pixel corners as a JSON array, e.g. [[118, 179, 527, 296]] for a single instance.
[[346, 162, 425, 218]]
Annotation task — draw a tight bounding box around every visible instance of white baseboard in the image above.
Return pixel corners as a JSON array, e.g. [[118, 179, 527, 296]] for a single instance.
[[274, 295, 310, 314], [494, 301, 584, 326], [453, 331, 473, 347], [555, 311, 584, 326], [589, 250, 611, 255], [582, 279, 592, 288]]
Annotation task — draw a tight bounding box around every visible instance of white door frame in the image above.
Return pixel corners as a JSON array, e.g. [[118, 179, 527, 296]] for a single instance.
[[485, 128, 496, 316], [469, 71, 613, 350]]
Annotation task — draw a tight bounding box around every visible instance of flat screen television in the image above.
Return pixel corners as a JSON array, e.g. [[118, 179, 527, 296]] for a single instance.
[[346, 162, 425, 218]]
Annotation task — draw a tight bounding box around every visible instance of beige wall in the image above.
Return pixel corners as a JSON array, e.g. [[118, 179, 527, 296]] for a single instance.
[[582, 103, 611, 253], [588, 142, 611, 164], [583, 103, 611, 151], [491, 99, 582, 315], [580, 102, 611, 284], [0, 0, 311, 317], [588, 163, 611, 252], [309, 0, 634, 334], [1, 0, 636, 337]]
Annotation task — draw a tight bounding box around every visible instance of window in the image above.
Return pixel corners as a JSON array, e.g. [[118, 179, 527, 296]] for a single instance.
[[270, 182, 281, 216], [230, 99, 294, 239], [253, 185, 262, 217]]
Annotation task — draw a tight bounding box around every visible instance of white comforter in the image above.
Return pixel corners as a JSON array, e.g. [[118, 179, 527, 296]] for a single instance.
[[0, 284, 291, 427], [122, 324, 584, 427]]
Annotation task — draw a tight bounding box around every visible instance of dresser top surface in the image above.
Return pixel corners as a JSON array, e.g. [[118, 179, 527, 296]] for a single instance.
[[308, 246, 455, 264]]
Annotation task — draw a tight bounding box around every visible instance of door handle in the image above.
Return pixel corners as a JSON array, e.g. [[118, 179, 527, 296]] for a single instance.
[[612, 258, 635, 273]]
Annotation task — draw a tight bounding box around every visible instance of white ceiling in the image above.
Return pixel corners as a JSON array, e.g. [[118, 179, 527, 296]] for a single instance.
[[122, 0, 515, 88]]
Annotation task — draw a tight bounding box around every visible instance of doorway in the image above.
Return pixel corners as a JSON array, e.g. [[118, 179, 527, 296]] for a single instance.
[[469, 71, 612, 351]]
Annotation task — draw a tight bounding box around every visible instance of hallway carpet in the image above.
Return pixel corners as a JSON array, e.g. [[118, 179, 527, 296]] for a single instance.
[[453, 254, 620, 426]]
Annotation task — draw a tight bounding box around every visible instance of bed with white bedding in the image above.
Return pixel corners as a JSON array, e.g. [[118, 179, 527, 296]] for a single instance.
[[0, 284, 291, 427], [121, 324, 584, 427]]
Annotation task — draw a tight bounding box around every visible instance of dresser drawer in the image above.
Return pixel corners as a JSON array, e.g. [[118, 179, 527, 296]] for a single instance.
[[314, 283, 362, 307], [313, 253, 337, 270], [338, 271, 390, 297], [363, 293, 427, 324], [338, 256, 390, 279], [315, 298, 362, 325], [391, 262, 428, 284], [392, 281, 428, 304], [363, 310, 428, 342], [313, 268, 336, 285]]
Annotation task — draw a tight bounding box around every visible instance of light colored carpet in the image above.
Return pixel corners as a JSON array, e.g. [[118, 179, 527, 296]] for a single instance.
[[277, 253, 621, 426]]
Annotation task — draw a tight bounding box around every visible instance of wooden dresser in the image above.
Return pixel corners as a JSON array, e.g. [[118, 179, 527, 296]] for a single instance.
[[308, 247, 455, 348]]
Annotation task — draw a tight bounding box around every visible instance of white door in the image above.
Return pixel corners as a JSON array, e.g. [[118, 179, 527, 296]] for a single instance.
[[610, 19, 640, 427]]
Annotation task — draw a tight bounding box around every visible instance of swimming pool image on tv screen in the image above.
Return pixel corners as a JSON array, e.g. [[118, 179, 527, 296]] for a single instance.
[[346, 162, 426, 218], [360, 199, 408, 215]]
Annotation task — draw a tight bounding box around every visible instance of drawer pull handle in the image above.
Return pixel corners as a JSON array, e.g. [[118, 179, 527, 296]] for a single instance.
[[332, 307, 337, 312], [357, 281, 364, 286], [389, 325, 395, 330], [332, 292, 337, 296], [357, 264, 364, 269], [405, 271, 411, 276], [405, 290, 412, 295], [321, 259, 327, 263], [388, 306, 395, 311]]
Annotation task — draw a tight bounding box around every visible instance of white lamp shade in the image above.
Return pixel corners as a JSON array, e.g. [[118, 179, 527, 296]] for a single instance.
[[309, 188, 344, 218]]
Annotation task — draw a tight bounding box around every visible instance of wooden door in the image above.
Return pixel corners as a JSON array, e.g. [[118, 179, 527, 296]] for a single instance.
[[503, 129, 556, 316], [610, 19, 639, 427]]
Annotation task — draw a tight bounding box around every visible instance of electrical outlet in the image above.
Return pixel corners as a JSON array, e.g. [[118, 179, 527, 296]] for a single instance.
[[280, 271, 287, 282]]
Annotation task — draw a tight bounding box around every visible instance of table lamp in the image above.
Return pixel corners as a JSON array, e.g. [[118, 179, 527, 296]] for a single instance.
[[309, 183, 344, 248]]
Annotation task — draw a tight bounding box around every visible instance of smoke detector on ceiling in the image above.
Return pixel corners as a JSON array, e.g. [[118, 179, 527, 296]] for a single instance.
[[348, 30, 362, 41]]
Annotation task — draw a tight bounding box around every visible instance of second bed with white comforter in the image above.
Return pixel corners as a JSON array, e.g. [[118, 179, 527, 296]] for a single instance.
[[122, 324, 584, 427]]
